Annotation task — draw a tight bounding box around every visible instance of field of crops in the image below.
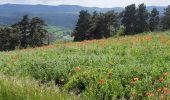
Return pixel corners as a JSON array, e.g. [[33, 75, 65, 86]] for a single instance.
[[0, 31, 169, 100]]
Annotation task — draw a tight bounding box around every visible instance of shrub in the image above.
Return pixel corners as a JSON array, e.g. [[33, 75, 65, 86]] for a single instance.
[[116, 25, 125, 36]]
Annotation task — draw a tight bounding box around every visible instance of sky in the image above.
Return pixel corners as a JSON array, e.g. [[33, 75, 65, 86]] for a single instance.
[[0, 0, 169, 8]]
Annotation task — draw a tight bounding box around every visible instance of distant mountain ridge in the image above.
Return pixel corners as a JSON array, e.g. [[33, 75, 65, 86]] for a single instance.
[[0, 4, 167, 29]]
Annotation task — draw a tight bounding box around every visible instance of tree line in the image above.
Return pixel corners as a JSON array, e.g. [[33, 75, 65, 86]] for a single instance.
[[0, 15, 48, 51], [73, 4, 170, 41]]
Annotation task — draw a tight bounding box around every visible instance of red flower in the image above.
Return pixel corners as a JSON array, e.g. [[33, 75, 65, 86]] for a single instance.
[[159, 77, 164, 83], [99, 79, 104, 85], [133, 77, 139, 81], [131, 80, 136, 84], [163, 87, 168, 94], [146, 92, 154, 97], [163, 72, 168, 77], [75, 66, 81, 72], [157, 88, 161, 92], [160, 94, 164, 100]]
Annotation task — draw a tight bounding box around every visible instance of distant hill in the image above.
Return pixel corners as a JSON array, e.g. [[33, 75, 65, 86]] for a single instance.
[[0, 4, 167, 29]]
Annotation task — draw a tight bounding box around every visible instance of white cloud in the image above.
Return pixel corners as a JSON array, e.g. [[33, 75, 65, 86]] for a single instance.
[[0, 0, 169, 7]]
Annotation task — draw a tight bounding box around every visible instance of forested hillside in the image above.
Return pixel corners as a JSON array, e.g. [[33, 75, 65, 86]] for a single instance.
[[0, 4, 166, 29]]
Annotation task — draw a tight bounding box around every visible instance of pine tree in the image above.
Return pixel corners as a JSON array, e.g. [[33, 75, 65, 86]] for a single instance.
[[135, 3, 149, 33], [161, 5, 170, 30], [0, 27, 20, 51], [73, 10, 91, 41], [149, 8, 159, 31], [29, 17, 47, 47], [12, 15, 30, 48], [121, 4, 136, 34]]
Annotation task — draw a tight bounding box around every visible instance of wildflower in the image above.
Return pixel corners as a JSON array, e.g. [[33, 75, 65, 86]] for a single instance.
[[75, 66, 81, 72], [159, 35, 167, 43], [133, 77, 139, 81], [160, 94, 164, 100], [99, 79, 104, 85], [145, 35, 152, 42], [159, 77, 164, 83], [157, 88, 161, 92], [163, 72, 168, 77], [131, 80, 136, 84], [146, 92, 154, 97], [163, 87, 168, 94]]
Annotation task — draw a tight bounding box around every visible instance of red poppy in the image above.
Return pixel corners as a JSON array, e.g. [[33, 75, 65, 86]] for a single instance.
[[157, 88, 161, 92], [160, 94, 164, 100], [99, 79, 104, 85], [146, 92, 154, 97], [159, 77, 164, 83], [133, 77, 139, 81], [163, 87, 168, 94], [131, 80, 136, 84], [75, 66, 81, 72], [163, 72, 168, 77]]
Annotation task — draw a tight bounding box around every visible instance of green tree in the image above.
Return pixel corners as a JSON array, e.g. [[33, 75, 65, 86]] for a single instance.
[[135, 3, 149, 33], [161, 5, 170, 30], [149, 8, 159, 31], [29, 17, 48, 47], [87, 11, 118, 39], [121, 4, 136, 34], [104, 11, 119, 37], [12, 15, 30, 48], [0, 27, 20, 51], [86, 13, 105, 39], [73, 10, 91, 41]]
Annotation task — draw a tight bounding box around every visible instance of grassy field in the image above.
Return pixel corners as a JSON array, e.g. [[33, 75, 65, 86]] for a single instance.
[[0, 31, 169, 99]]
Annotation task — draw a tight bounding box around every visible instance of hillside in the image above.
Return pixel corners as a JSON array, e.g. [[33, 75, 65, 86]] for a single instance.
[[0, 4, 166, 29], [0, 31, 169, 99]]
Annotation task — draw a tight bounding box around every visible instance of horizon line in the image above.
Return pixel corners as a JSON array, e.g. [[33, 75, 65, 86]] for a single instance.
[[0, 3, 168, 9]]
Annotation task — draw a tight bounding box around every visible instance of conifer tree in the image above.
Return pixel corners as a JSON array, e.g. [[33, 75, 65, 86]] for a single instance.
[[149, 8, 159, 31], [161, 5, 170, 30]]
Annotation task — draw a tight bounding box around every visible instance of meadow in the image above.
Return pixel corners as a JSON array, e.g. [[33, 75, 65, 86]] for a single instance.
[[0, 31, 169, 100]]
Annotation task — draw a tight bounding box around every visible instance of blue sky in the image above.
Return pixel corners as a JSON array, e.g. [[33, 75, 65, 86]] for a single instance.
[[0, 0, 169, 8]]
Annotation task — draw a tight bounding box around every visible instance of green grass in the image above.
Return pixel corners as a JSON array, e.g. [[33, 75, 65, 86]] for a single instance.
[[0, 74, 77, 100], [0, 31, 170, 99]]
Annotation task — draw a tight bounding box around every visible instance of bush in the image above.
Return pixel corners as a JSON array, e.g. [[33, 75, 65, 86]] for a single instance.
[[116, 25, 125, 36]]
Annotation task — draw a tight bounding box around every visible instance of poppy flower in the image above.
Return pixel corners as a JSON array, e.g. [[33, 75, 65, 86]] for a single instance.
[[133, 77, 139, 81], [157, 88, 161, 92], [163, 72, 168, 77], [75, 66, 81, 72], [131, 80, 136, 84], [160, 94, 164, 100], [163, 87, 168, 94], [99, 79, 104, 85], [146, 92, 154, 97], [159, 77, 164, 83]]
